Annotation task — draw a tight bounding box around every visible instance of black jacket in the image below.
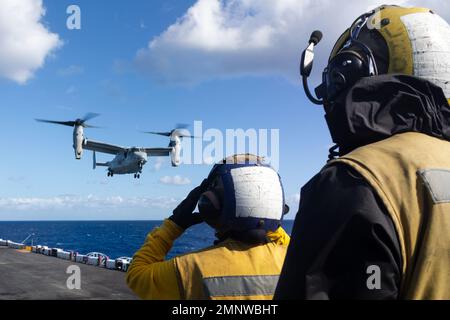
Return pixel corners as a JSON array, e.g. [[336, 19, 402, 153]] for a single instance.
[[275, 75, 450, 299]]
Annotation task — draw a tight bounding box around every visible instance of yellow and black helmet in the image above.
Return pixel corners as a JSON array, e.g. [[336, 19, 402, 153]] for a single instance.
[[317, 5, 450, 105]]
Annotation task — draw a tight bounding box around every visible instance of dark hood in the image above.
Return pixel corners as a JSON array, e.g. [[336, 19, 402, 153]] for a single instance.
[[324, 74, 450, 156]]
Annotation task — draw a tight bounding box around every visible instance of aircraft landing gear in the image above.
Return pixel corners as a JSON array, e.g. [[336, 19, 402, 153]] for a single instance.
[[108, 171, 114, 177], [134, 173, 140, 179]]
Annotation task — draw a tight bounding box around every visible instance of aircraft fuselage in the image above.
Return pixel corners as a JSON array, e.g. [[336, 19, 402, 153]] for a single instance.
[[108, 149, 147, 175]]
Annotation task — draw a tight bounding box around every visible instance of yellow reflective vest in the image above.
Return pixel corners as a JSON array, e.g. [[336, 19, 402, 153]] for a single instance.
[[332, 132, 450, 299], [126, 219, 290, 300], [175, 231, 289, 300]]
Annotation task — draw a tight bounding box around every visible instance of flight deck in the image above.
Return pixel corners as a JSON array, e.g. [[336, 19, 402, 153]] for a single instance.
[[0, 247, 137, 300]]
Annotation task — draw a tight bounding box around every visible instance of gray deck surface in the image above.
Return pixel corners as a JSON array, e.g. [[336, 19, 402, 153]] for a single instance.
[[0, 247, 138, 300]]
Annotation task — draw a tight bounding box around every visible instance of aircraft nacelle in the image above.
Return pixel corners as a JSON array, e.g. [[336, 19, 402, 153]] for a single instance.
[[170, 135, 181, 167], [73, 125, 84, 159]]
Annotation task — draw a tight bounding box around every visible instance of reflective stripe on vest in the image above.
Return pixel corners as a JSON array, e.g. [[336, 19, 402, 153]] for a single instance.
[[418, 169, 450, 203], [203, 275, 279, 298], [174, 237, 288, 300]]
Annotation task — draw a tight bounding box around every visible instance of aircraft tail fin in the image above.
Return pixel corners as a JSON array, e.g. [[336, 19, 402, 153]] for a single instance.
[[93, 151, 109, 170]]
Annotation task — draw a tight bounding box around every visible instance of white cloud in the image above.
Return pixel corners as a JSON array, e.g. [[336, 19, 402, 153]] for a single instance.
[[0, 0, 62, 84], [0, 195, 179, 212], [159, 175, 192, 185], [135, 0, 450, 85]]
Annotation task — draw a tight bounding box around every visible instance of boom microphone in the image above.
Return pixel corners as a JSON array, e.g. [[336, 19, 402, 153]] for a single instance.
[[300, 30, 324, 105], [309, 30, 323, 45]]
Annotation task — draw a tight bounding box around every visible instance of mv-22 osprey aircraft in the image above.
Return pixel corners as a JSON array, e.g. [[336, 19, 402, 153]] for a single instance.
[[36, 113, 194, 178]]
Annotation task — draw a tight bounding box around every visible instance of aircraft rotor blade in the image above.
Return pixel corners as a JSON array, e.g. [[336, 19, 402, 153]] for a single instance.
[[83, 124, 102, 129], [177, 133, 200, 138], [142, 124, 193, 137], [82, 112, 100, 123], [143, 131, 172, 137], [35, 119, 76, 127]]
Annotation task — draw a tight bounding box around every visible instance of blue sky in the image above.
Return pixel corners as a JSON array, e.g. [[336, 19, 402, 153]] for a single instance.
[[0, 0, 447, 220]]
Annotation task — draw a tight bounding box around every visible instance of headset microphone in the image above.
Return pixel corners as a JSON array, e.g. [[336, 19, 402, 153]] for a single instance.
[[300, 30, 324, 105], [309, 30, 323, 45]]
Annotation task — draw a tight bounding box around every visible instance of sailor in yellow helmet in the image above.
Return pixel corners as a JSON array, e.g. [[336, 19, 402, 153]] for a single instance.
[[275, 5, 450, 300], [126, 154, 290, 300]]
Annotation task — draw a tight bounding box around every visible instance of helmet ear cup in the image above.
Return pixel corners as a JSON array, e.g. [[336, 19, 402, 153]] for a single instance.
[[324, 50, 371, 100]]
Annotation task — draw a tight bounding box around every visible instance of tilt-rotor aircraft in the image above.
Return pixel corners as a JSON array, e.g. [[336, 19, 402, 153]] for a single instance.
[[36, 114, 194, 179]]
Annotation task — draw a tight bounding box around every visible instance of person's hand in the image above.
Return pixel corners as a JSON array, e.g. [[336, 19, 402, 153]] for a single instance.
[[169, 179, 209, 229]]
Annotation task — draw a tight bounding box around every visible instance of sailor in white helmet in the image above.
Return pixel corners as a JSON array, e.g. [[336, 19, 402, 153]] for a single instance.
[[127, 154, 290, 300]]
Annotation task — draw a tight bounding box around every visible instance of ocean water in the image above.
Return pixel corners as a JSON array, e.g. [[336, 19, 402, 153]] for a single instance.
[[0, 220, 294, 260]]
